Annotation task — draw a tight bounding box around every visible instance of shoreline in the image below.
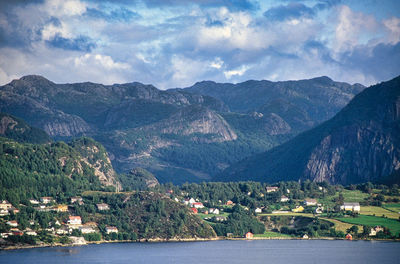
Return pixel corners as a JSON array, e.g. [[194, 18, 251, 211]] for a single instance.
[[1, 236, 399, 251]]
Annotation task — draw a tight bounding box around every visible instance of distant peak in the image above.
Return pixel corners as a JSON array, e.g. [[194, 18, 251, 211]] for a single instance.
[[311, 76, 333, 83], [194, 80, 216, 85], [19, 75, 53, 83]]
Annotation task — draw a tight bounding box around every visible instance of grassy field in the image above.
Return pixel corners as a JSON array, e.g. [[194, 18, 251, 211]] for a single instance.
[[336, 215, 400, 235], [254, 231, 292, 238], [318, 189, 369, 207], [320, 218, 362, 234], [258, 212, 315, 217], [360, 206, 400, 219], [383, 203, 400, 213]]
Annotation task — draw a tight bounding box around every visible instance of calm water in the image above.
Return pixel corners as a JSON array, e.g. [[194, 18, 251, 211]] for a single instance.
[[0, 240, 399, 264]]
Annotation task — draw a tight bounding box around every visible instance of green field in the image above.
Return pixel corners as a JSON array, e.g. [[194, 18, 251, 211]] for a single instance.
[[254, 231, 292, 238], [318, 189, 369, 207], [360, 206, 400, 219], [336, 215, 400, 235], [383, 203, 400, 212]]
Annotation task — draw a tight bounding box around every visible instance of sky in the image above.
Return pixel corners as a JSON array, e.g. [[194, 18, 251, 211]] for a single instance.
[[0, 0, 399, 89]]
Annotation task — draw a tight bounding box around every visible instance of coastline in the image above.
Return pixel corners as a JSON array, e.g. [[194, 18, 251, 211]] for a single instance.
[[2, 236, 399, 251]]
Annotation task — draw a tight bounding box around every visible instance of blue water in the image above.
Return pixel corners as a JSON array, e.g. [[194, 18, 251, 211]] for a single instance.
[[0, 240, 399, 264]]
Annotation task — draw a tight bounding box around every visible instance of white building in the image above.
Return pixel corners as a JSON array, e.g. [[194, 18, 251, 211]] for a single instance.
[[106, 226, 118, 234], [340, 202, 360, 212]]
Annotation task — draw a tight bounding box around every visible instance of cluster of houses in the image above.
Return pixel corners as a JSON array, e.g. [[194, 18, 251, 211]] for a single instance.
[[0, 197, 118, 239], [0, 200, 20, 216]]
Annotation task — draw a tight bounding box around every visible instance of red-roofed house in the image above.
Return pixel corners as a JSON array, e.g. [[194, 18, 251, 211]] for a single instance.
[[68, 216, 82, 225], [245, 232, 254, 239], [190, 208, 198, 214], [192, 202, 204, 209]]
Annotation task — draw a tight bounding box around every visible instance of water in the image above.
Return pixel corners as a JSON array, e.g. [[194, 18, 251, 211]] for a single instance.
[[0, 240, 399, 264]]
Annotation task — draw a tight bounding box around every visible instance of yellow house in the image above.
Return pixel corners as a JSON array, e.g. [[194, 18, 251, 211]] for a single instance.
[[292, 206, 304, 213], [56, 204, 68, 212]]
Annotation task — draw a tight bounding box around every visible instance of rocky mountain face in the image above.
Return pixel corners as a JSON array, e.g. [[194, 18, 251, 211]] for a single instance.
[[220, 76, 400, 185], [180, 76, 364, 133], [0, 75, 363, 184]]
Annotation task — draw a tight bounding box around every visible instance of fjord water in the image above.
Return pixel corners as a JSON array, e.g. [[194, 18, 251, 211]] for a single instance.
[[1, 240, 399, 264]]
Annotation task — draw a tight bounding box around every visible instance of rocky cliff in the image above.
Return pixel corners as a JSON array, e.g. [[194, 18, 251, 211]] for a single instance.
[[220, 75, 400, 184]]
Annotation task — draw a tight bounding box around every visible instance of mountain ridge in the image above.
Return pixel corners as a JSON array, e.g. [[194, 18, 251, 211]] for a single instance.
[[0, 75, 365, 184], [219, 75, 400, 184]]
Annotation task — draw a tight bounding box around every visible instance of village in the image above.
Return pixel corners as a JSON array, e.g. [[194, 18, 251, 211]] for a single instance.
[[0, 197, 119, 244], [0, 181, 399, 247]]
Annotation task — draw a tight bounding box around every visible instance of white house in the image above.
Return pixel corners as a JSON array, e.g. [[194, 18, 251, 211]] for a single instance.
[[340, 202, 360, 212], [79, 226, 96, 234], [106, 226, 118, 234], [209, 208, 220, 214], [304, 199, 317, 206], [266, 187, 278, 193], [255, 208, 262, 213], [40, 197, 54, 204], [192, 202, 204, 209], [96, 203, 110, 211], [6, 220, 18, 227], [68, 216, 82, 225], [280, 195, 289, 202]]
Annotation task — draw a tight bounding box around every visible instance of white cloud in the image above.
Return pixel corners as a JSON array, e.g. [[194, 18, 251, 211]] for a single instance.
[[41, 0, 87, 17], [383, 17, 400, 44], [334, 5, 378, 52], [224, 65, 250, 79], [74, 54, 131, 70]]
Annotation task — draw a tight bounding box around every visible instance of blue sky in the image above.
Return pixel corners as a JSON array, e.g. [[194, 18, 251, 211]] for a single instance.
[[0, 0, 399, 88]]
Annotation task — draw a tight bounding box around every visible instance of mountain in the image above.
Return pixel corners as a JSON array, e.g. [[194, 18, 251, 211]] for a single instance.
[[0, 112, 51, 144], [180, 76, 364, 133], [219, 75, 400, 185], [0, 75, 363, 184]]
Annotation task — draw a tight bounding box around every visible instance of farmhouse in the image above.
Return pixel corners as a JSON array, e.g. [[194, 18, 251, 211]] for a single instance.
[[369, 226, 384, 236], [70, 196, 83, 205], [40, 197, 54, 204], [266, 186, 278, 193], [68, 216, 82, 225], [304, 199, 317, 206], [280, 195, 289, 202], [340, 202, 360, 212], [79, 226, 96, 234], [0, 200, 12, 210], [96, 203, 110, 211], [106, 226, 118, 234], [209, 208, 220, 214], [55, 204, 68, 212], [6, 220, 18, 227], [190, 208, 198, 214], [192, 202, 204, 209]]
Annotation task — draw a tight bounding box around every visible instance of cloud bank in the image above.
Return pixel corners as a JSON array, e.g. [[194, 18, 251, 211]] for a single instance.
[[0, 0, 399, 88]]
